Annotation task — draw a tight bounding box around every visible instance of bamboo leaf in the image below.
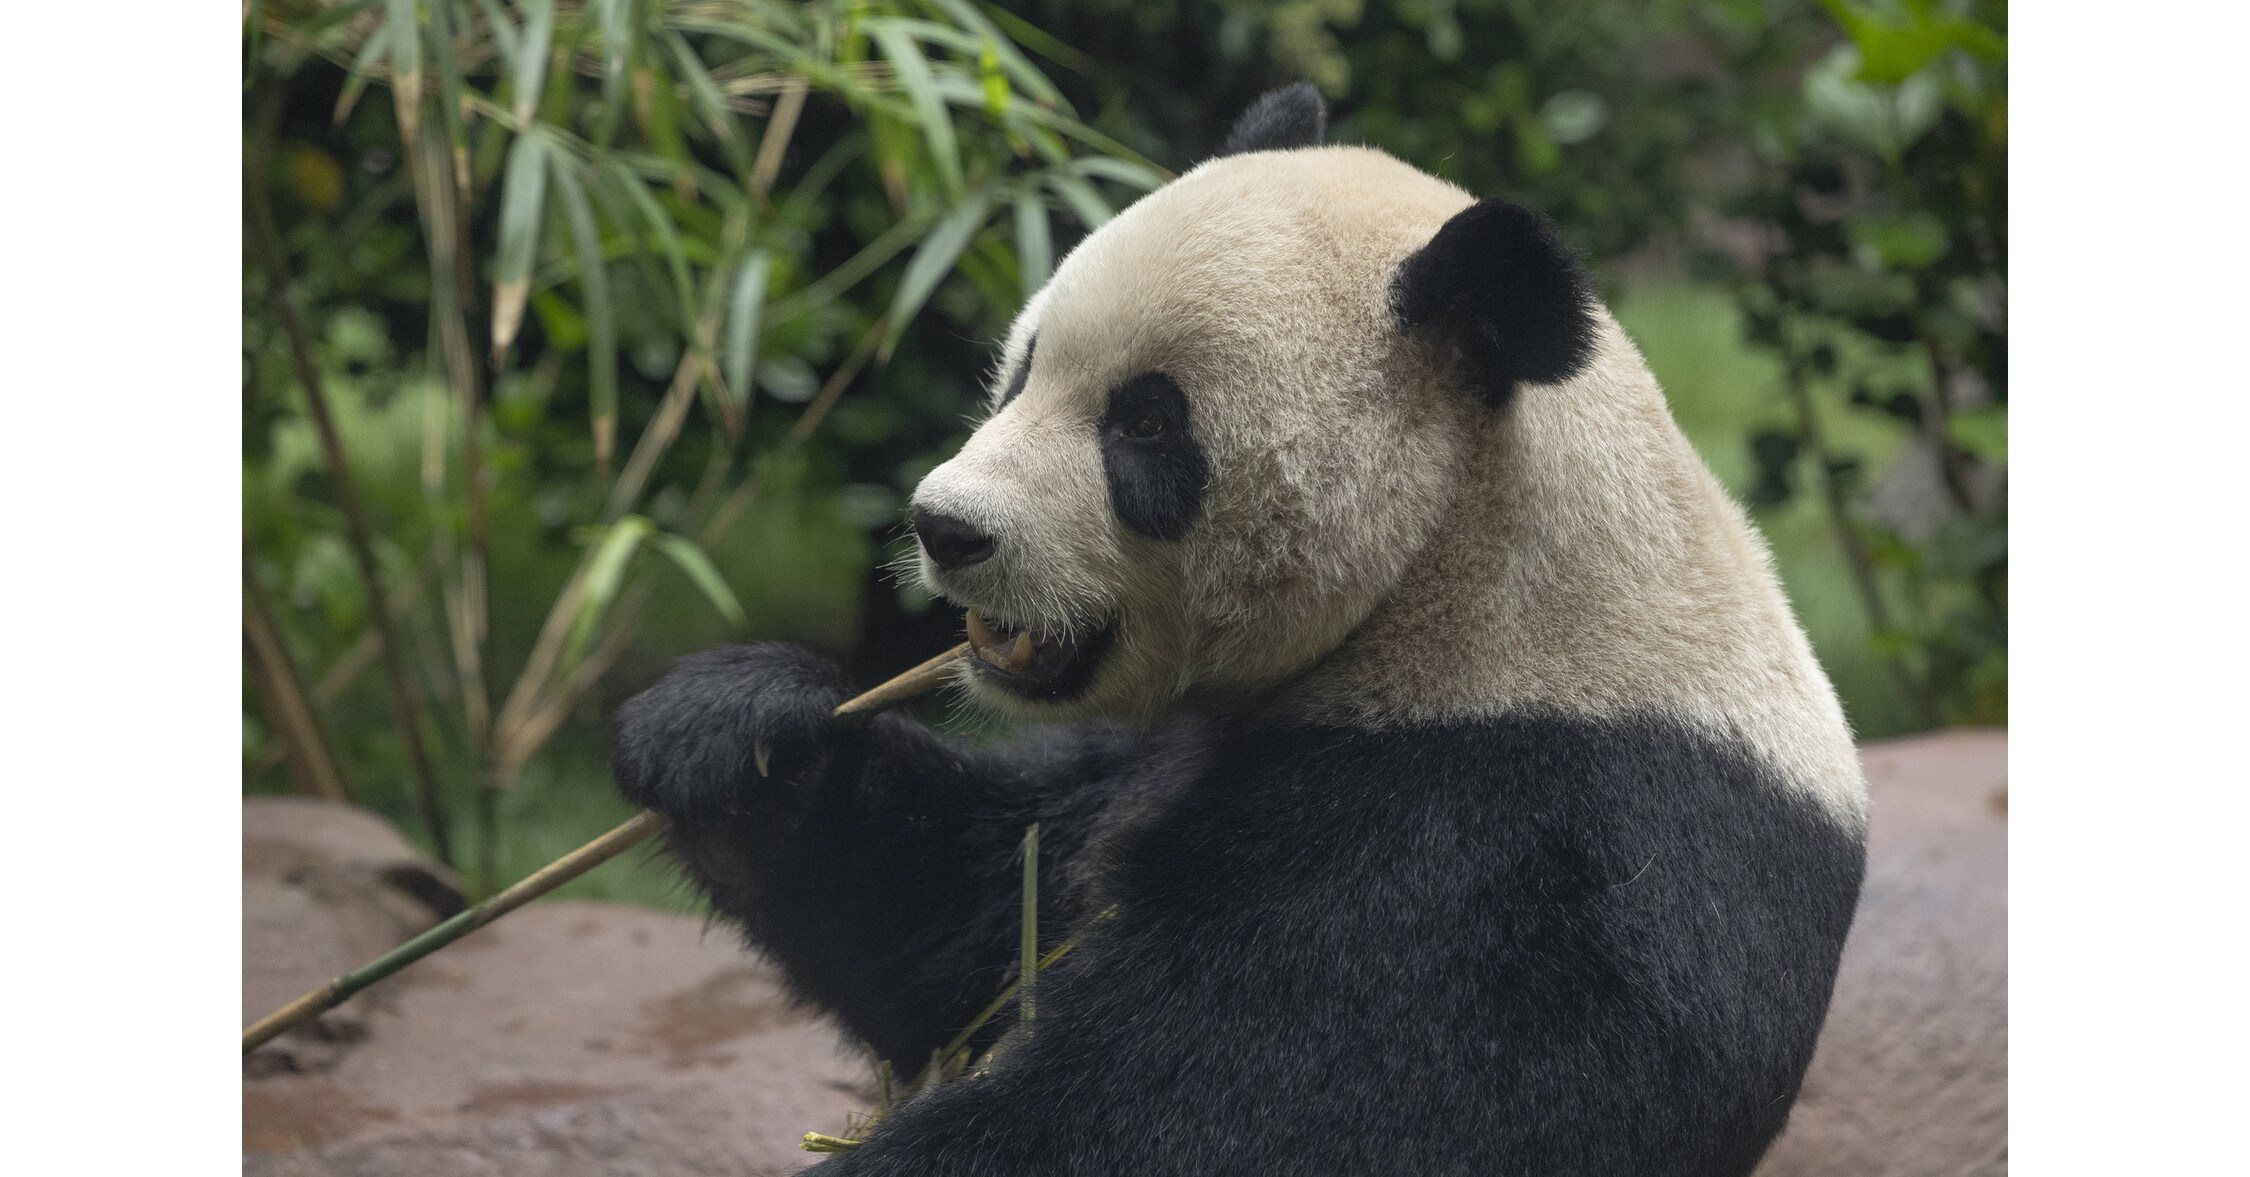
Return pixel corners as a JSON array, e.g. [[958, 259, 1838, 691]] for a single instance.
[[911, 4, 1069, 109], [867, 22, 963, 196], [1069, 155, 1165, 193], [474, 0, 520, 68], [512, 0, 556, 128], [1011, 188, 1051, 302], [662, 28, 751, 175], [762, 209, 930, 328], [594, 0, 632, 79], [649, 532, 747, 630], [1044, 171, 1112, 229], [723, 249, 771, 414], [978, 38, 1009, 122], [563, 516, 654, 671], [603, 158, 696, 323], [385, 0, 422, 142], [883, 184, 998, 358], [492, 132, 551, 359], [332, 20, 392, 126], [548, 153, 617, 469], [298, 0, 383, 41], [427, 0, 470, 191]]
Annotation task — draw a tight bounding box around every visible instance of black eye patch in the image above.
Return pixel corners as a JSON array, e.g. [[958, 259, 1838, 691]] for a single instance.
[[1099, 372, 1207, 541], [997, 333, 1036, 408]]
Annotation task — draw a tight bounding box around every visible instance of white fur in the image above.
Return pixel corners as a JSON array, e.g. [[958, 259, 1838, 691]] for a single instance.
[[911, 146, 1867, 826]]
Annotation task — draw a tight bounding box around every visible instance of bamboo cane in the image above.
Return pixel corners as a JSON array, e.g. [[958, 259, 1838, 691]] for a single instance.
[[243, 644, 969, 1056]]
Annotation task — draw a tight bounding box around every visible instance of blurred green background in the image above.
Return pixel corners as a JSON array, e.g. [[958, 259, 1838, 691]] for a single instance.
[[242, 0, 2005, 910]]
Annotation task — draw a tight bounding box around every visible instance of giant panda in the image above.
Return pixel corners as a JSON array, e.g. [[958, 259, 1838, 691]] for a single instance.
[[612, 83, 1867, 1176]]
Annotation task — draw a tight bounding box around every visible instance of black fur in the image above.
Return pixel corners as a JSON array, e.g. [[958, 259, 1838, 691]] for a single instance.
[[1214, 82, 1327, 157], [612, 645, 1865, 1175], [1098, 372, 1207, 540], [997, 333, 1036, 408], [1391, 199, 1601, 407]]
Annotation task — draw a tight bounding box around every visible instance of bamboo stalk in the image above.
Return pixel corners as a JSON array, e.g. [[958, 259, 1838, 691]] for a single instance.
[[244, 644, 969, 1056], [248, 136, 456, 867], [243, 550, 352, 804], [1018, 823, 1039, 1027]]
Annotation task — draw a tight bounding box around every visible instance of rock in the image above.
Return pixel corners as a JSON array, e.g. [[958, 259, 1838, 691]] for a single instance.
[[244, 798, 468, 1077], [242, 800, 869, 1175], [1757, 729, 2008, 1176]]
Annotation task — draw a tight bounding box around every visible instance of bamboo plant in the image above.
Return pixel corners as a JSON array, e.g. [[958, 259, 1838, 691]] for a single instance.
[[243, 0, 1165, 893]]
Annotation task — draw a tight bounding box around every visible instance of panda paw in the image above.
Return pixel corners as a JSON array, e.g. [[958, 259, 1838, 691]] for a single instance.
[[610, 643, 855, 825]]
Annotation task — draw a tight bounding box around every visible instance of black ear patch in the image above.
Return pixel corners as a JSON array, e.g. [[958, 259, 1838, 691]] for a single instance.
[[1214, 82, 1327, 158], [1391, 199, 1600, 408], [1099, 372, 1207, 541]]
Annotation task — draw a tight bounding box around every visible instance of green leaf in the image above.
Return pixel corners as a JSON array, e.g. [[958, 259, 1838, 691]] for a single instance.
[[650, 532, 747, 630], [663, 28, 751, 174], [426, 0, 470, 179], [563, 516, 654, 671], [1821, 0, 2005, 85], [1948, 405, 2006, 465], [761, 211, 930, 328], [1803, 44, 1944, 162], [1011, 188, 1051, 302], [512, 0, 556, 127], [332, 17, 392, 125], [531, 288, 589, 349], [384, 0, 420, 101], [603, 158, 697, 323], [924, 0, 1069, 108], [978, 38, 1010, 121], [473, 0, 519, 69], [1068, 156, 1164, 193], [867, 22, 964, 196], [1043, 171, 1111, 229], [548, 152, 617, 455], [723, 250, 772, 412], [491, 132, 550, 358], [593, 0, 632, 79], [883, 184, 999, 358], [1847, 210, 1950, 271], [1538, 90, 1610, 145]]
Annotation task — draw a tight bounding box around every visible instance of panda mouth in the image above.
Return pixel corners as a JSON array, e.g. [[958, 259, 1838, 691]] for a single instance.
[[964, 610, 1113, 702]]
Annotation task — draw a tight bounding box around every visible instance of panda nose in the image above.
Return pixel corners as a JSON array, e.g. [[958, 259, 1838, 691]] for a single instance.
[[912, 508, 996, 570]]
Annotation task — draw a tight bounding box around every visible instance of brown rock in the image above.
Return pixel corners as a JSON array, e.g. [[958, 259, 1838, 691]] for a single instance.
[[244, 798, 467, 1076], [242, 799, 869, 1175], [1758, 729, 2008, 1176]]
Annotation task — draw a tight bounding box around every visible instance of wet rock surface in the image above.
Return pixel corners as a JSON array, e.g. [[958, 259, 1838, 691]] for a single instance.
[[244, 730, 2004, 1175]]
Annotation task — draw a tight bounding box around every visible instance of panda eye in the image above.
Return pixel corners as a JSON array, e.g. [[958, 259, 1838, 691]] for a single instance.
[[1121, 413, 1165, 440]]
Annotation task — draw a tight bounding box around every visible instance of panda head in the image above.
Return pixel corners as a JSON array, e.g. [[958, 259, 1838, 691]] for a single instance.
[[909, 84, 1600, 723]]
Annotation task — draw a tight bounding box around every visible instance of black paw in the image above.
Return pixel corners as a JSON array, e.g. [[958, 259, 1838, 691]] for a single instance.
[[611, 643, 855, 823]]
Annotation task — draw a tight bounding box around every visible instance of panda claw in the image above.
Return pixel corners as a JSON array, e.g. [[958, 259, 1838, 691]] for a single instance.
[[754, 741, 772, 778]]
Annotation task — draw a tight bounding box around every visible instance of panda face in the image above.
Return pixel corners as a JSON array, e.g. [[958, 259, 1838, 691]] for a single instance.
[[910, 148, 1483, 722]]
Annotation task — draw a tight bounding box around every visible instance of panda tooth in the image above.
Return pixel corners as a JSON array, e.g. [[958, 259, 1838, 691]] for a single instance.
[[967, 610, 1010, 667], [1008, 631, 1034, 671]]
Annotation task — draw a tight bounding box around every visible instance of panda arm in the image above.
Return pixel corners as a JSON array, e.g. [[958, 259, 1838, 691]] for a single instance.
[[610, 642, 1146, 1070]]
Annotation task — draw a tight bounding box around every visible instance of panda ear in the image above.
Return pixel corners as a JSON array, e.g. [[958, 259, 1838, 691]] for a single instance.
[[1213, 82, 1326, 158], [1390, 199, 1599, 408]]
